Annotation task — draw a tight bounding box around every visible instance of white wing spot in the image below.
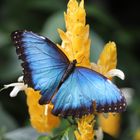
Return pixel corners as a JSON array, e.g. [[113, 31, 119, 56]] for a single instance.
[[102, 108, 104, 111], [123, 103, 126, 106]]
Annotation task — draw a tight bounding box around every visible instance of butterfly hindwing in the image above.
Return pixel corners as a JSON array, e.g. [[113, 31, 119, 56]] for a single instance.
[[52, 67, 126, 118], [11, 30, 69, 104]]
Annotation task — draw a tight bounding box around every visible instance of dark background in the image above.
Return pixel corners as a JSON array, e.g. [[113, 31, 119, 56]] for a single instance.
[[0, 0, 140, 139]]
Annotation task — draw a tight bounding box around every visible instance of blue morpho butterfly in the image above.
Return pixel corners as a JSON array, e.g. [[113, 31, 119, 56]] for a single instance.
[[11, 30, 126, 118]]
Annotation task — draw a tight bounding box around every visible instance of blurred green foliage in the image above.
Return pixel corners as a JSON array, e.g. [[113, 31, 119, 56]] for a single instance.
[[0, 0, 140, 139]]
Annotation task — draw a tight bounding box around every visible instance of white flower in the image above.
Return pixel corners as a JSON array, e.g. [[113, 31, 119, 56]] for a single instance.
[[106, 69, 125, 80], [121, 87, 134, 105], [95, 127, 104, 140], [3, 76, 27, 97]]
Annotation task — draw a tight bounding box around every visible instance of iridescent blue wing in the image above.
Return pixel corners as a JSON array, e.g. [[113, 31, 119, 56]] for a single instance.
[[52, 67, 126, 118], [11, 30, 69, 104]]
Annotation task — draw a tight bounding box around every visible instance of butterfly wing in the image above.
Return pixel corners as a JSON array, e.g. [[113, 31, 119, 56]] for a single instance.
[[52, 67, 126, 118], [11, 30, 69, 104]]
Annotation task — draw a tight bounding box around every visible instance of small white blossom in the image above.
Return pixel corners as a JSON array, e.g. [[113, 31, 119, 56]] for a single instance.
[[95, 127, 104, 140], [3, 76, 27, 97], [121, 87, 134, 105], [106, 69, 125, 80]]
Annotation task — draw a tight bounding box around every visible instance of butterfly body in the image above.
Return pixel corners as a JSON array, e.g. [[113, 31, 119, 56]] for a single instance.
[[39, 59, 77, 105], [11, 30, 126, 118], [59, 59, 77, 85]]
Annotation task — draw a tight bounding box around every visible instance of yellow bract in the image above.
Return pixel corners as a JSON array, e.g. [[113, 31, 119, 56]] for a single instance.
[[25, 88, 60, 133], [97, 42, 117, 76], [99, 113, 121, 138], [74, 115, 95, 140], [91, 41, 117, 77], [58, 0, 91, 68]]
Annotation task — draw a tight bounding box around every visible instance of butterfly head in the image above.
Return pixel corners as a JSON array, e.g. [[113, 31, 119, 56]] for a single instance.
[[72, 59, 77, 65]]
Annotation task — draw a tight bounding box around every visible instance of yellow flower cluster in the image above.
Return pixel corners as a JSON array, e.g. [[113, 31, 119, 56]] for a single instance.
[[74, 115, 95, 140], [58, 0, 91, 68], [91, 41, 117, 77], [99, 113, 121, 137], [25, 88, 60, 133]]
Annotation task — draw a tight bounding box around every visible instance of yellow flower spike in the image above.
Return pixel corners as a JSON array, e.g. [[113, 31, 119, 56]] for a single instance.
[[58, 0, 91, 67], [74, 115, 95, 140], [97, 41, 117, 77], [66, 0, 85, 30], [25, 88, 60, 133], [99, 113, 121, 138], [57, 29, 69, 43]]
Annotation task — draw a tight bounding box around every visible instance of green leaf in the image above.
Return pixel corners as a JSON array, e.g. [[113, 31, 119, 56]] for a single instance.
[[61, 129, 69, 140], [61, 126, 76, 140], [45, 119, 76, 140], [52, 118, 72, 137], [41, 11, 65, 42]]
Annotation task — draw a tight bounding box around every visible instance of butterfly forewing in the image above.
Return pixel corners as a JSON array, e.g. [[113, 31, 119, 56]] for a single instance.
[[11, 30, 69, 104]]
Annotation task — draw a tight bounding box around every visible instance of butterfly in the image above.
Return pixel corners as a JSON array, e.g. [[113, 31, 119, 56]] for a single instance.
[[11, 30, 126, 118]]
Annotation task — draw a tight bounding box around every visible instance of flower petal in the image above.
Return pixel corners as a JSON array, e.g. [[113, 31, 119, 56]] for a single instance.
[[3, 82, 27, 97], [9, 86, 23, 97], [95, 127, 104, 140], [25, 88, 60, 133], [99, 113, 121, 138], [97, 42, 117, 76], [106, 69, 125, 80], [18, 76, 24, 82], [74, 115, 95, 140], [58, 0, 90, 67], [121, 88, 134, 105]]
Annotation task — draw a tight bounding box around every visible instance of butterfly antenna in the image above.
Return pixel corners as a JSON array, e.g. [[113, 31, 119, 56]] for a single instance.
[[77, 55, 88, 64]]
